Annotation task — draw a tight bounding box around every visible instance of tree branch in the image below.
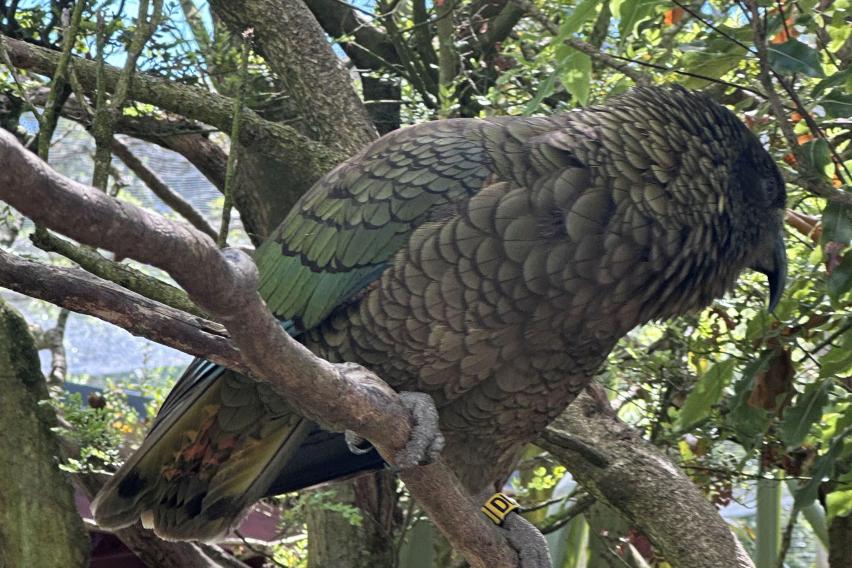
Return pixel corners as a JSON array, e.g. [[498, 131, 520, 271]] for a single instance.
[[0, 249, 244, 373], [0, 298, 89, 567], [0, 35, 344, 176], [27, 88, 228, 192], [29, 228, 208, 318], [746, 0, 852, 206], [209, 0, 377, 155], [0, 125, 517, 567], [111, 137, 218, 240], [304, 0, 399, 71], [539, 384, 755, 568]]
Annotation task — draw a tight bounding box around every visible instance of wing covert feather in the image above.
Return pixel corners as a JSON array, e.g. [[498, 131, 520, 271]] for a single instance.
[[256, 113, 582, 330], [256, 119, 495, 329]]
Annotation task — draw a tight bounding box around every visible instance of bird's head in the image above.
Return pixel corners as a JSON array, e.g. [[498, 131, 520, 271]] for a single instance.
[[727, 134, 787, 311], [601, 87, 788, 325]]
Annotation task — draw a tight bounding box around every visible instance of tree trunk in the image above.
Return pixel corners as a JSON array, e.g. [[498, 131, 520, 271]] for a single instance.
[[539, 385, 755, 568], [307, 472, 400, 568], [828, 510, 852, 567], [0, 298, 89, 567]]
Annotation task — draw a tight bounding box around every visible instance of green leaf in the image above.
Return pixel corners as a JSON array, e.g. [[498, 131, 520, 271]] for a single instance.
[[778, 379, 832, 447], [675, 359, 736, 432], [826, 488, 852, 522], [559, 0, 600, 36], [820, 89, 852, 119], [821, 202, 852, 245], [768, 38, 825, 78], [827, 251, 852, 301], [813, 67, 852, 98], [793, 431, 849, 509], [679, 52, 744, 89], [618, 0, 663, 39], [820, 333, 852, 378], [800, 139, 832, 172], [726, 352, 774, 450], [524, 70, 560, 115], [559, 50, 592, 105]]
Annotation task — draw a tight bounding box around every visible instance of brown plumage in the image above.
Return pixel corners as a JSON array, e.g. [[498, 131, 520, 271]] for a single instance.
[[93, 86, 786, 541]]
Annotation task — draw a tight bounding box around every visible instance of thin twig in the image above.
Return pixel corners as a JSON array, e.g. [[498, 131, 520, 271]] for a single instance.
[[538, 493, 596, 535], [672, 0, 755, 54], [38, 1, 84, 160], [770, 1, 852, 185], [511, 0, 652, 84], [111, 137, 218, 240], [30, 229, 208, 318], [218, 29, 252, 248], [747, 0, 852, 206], [233, 531, 289, 568], [775, 507, 799, 568]]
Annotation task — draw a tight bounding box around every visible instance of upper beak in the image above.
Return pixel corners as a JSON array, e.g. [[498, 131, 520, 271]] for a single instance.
[[753, 231, 787, 312]]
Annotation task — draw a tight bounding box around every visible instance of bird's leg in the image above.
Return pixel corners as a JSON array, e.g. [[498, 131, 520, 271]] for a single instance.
[[344, 391, 445, 468], [502, 514, 552, 568], [480, 490, 553, 568]]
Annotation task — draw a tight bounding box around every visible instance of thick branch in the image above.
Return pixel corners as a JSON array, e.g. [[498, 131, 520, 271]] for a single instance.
[[209, 0, 377, 155], [482, 2, 527, 53], [304, 0, 399, 70], [0, 249, 245, 374], [0, 35, 344, 174], [539, 385, 755, 568], [0, 125, 516, 567], [0, 299, 89, 567]]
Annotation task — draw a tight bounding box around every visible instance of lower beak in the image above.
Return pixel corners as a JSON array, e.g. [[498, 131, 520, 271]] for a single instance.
[[754, 231, 787, 312]]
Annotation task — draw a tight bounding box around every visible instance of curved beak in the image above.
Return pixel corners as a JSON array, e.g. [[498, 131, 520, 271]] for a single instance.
[[753, 231, 787, 312]]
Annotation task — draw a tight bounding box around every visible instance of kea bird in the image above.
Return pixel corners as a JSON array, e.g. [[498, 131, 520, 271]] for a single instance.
[[92, 86, 787, 542]]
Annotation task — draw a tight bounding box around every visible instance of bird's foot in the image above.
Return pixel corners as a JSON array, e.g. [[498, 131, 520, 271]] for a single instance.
[[502, 514, 552, 568], [481, 492, 552, 567], [344, 391, 445, 469]]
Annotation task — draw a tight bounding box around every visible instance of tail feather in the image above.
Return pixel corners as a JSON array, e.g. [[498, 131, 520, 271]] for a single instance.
[[93, 359, 388, 542], [269, 427, 385, 495], [92, 363, 313, 541]]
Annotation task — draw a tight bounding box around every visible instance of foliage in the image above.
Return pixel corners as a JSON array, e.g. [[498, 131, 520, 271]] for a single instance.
[[0, 0, 850, 566], [49, 384, 141, 473]]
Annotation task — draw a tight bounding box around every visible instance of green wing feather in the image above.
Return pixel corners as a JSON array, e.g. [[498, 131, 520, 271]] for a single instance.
[[256, 119, 495, 329]]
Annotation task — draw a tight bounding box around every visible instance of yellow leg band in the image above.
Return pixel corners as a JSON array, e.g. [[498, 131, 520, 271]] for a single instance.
[[481, 492, 520, 526]]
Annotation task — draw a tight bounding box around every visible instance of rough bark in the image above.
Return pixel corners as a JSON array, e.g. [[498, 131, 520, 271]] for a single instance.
[[306, 473, 399, 568], [828, 511, 852, 568], [209, 0, 377, 156], [1, 34, 342, 186], [0, 125, 518, 568], [0, 250, 244, 374], [304, 0, 398, 71], [0, 299, 89, 568], [538, 385, 755, 568]]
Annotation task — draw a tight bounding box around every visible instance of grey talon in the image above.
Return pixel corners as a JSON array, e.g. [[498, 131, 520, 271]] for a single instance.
[[344, 430, 374, 455], [394, 392, 445, 469]]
